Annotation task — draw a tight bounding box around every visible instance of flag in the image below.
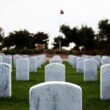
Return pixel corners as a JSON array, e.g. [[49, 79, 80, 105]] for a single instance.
[[60, 10, 64, 14]]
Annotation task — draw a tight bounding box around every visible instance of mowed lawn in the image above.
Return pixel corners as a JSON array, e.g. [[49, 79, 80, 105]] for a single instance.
[[0, 61, 110, 110]]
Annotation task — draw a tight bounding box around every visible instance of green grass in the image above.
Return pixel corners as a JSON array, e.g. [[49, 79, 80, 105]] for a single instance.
[[0, 61, 110, 110]]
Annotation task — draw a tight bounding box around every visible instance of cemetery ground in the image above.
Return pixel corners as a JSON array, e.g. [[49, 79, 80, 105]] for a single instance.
[[0, 61, 110, 110]]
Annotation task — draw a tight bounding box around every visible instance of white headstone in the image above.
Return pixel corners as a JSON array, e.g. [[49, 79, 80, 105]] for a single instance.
[[21, 55, 28, 58], [0, 55, 2, 62], [101, 56, 110, 65], [50, 55, 62, 64], [93, 55, 101, 66], [16, 58, 29, 81], [42, 54, 46, 63], [0, 63, 11, 97], [29, 81, 82, 110], [3, 56, 12, 65], [50, 59, 62, 63], [29, 57, 37, 72], [100, 64, 110, 100], [76, 57, 84, 73], [84, 59, 97, 81], [36, 55, 43, 68], [71, 56, 77, 68], [45, 63, 65, 81], [68, 55, 72, 64], [40, 54, 46, 64], [82, 55, 92, 60], [13, 55, 21, 67]]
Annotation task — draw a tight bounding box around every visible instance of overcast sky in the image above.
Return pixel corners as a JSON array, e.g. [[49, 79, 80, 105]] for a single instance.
[[1, 0, 110, 48]]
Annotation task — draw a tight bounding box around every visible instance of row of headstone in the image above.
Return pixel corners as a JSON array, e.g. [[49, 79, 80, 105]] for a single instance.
[[29, 55, 82, 110], [68, 55, 101, 68], [0, 54, 47, 69], [13, 54, 46, 68], [0, 54, 46, 97], [68, 55, 98, 81], [68, 55, 110, 100], [16, 54, 46, 81]]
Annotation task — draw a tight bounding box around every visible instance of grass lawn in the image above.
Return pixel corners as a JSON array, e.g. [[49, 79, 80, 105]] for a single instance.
[[0, 61, 110, 110]]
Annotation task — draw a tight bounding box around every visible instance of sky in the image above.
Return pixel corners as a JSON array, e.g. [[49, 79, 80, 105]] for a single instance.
[[1, 0, 110, 48]]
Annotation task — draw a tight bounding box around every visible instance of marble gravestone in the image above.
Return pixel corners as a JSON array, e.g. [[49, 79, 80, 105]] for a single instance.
[[36, 56, 40, 68], [50, 55, 62, 64], [93, 55, 101, 67], [76, 57, 84, 73], [71, 56, 77, 68], [13, 55, 21, 67], [101, 57, 110, 65], [29, 57, 37, 72], [42, 54, 46, 63], [16, 58, 29, 81], [0, 63, 11, 97], [21, 55, 28, 58], [84, 59, 97, 81], [100, 64, 110, 100], [45, 63, 65, 81], [36, 56, 42, 68], [29, 81, 82, 110], [68, 55, 73, 64], [50, 59, 62, 64], [40, 54, 45, 65], [3, 56, 12, 65], [0, 55, 2, 63], [82, 55, 91, 60]]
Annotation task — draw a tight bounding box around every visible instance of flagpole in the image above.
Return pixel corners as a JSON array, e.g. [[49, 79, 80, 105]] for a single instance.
[[59, 10, 61, 51], [59, 10, 64, 51]]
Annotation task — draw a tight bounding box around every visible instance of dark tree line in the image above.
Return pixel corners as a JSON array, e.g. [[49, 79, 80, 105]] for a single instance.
[[0, 29, 49, 50], [1, 19, 110, 53], [53, 19, 110, 53]]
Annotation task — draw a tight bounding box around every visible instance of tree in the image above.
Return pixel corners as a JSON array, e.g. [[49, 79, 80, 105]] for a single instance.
[[2, 29, 33, 49], [33, 32, 49, 49], [60, 25, 97, 50], [60, 25, 80, 49], [78, 26, 97, 50], [98, 19, 110, 53], [53, 35, 65, 50], [98, 19, 110, 41], [0, 27, 4, 41], [0, 27, 4, 50], [2, 37, 13, 49]]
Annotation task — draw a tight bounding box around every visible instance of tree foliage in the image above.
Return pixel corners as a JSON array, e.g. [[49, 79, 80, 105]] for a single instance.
[[0, 27, 4, 41], [2, 30, 49, 50], [3, 29, 32, 49], [33, 32, 49, 49], [59, 25, 97, 50], [97, 19, 110, 53], [53, 35, 66, 49], [1, 19, 110, 54]]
